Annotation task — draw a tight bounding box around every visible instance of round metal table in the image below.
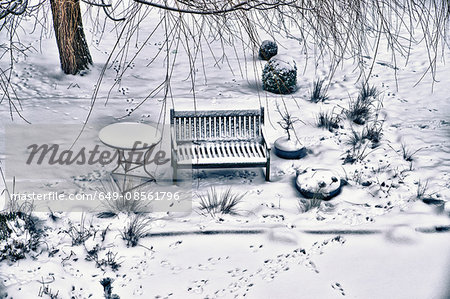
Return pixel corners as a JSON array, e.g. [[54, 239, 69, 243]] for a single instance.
[[99, 122, 162, 191]]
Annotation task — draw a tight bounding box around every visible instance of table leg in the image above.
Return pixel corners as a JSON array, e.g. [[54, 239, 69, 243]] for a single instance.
[[110, 147, 157, 193]]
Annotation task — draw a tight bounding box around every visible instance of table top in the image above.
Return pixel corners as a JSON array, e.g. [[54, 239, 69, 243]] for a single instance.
[[99, 122, 162, 150]]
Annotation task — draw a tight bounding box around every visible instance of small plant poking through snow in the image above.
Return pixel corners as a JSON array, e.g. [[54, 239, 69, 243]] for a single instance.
[[310, 79, 329, 102], [317, 108, 341, 132], [121, 215, 151, 247], [400, 142, 422, 162], [65, 213, 94, 246], [97, 177, 150, 217], [346, 83, 379, 125], [362, 118, 384, 146], [38, 277, 59, 299], [198, 187, 246, 217], [86, 247, 122, 272], [1, 171, 34, 216], [416, 180, 430, 200], [298, 198, 322, 213], [344, 129, 376, 164], [100, 278, 120, 299], [276, 102, 300, 140]]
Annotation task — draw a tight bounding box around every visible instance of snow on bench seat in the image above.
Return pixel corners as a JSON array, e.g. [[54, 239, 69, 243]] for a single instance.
[[170, 108, 271, 181]]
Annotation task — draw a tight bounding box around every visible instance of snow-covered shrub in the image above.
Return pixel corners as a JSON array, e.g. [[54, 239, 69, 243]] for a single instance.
[[259, 40, 278, 60], [0, 212, 40, 262], [262, 55, 297, 94]]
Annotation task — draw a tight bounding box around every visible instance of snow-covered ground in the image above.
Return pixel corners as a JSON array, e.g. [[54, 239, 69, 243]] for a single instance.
[[1, 3, 449, 299]]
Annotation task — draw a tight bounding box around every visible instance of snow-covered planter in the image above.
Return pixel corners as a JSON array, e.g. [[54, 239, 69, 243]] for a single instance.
[[262, 55, 297, 94], [274, 103, 305, 159], [274, 137, 306, 159], [296, 168, 342, 200], [259, 40, 278, 60]]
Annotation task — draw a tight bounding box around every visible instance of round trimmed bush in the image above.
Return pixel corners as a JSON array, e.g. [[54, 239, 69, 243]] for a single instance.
[[262, 55, 297, 94], [259, 40, 278, 60]]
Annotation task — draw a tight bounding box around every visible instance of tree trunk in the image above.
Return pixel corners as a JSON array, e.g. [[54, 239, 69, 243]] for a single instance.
[[49, 0, 92, 75]]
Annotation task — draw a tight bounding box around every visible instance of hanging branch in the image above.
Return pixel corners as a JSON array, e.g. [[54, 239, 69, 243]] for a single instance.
[[133, 0, 311, 15]]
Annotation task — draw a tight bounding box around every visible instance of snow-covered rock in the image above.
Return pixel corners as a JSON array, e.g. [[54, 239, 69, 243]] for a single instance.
[[262, 55, 297, 94]]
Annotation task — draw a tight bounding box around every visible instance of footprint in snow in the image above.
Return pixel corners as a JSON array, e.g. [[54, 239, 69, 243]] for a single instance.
[[187, 279, 208, 294], [331, 282, 346, 296], [169, 240, 182, 249]]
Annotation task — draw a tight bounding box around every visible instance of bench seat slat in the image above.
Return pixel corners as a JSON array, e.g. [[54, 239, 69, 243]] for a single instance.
[[177, 142, 265, 163]]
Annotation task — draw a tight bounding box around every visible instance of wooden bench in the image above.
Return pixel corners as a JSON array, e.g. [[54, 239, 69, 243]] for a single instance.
[[170, 108, 271, 182]]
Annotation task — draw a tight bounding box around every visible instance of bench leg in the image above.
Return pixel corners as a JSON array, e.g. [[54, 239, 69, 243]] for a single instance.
[[265, 160, 271, 182], [265, 149, 271, 181], [172, 165, 178, 184]]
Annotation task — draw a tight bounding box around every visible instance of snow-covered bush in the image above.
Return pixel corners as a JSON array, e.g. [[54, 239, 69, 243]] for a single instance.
[[259, 40, 278, 60], [0, 212, 40, 262], [262, 55, 297, 94]]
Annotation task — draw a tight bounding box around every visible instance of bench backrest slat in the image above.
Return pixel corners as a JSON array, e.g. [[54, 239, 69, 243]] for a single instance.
[[171, 108, 264, 142]]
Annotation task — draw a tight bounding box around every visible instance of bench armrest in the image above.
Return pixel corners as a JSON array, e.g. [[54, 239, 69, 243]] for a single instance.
[[261, 124, 271, 150], [170, 126, 178, 150]]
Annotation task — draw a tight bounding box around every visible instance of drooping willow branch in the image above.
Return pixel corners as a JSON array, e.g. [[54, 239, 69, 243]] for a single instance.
[[0, 0, 29, 20], [133, 0, 312, 15]]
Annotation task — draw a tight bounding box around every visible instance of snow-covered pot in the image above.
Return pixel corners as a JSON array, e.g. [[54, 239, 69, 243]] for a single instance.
[[259, 40, 278, 60], [296, 168, 342, 200], [422, 198, 445, 214], [274, 136, 306, 159], [262, 55, 297, 94]]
